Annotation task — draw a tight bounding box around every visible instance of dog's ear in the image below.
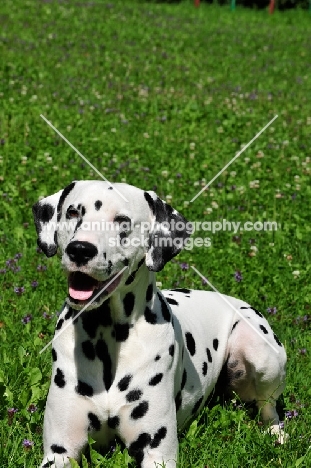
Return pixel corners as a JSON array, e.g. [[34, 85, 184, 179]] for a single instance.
[[32, 182, 76, 257], [144, 191, 192, 272]]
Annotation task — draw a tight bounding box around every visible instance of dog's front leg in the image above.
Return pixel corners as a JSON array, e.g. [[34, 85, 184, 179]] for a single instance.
[[40, 386, 91, 468], [125, 397, 179, 468]]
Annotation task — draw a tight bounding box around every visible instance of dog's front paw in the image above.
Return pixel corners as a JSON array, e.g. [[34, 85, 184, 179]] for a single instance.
[[267, 424, 288, 445]]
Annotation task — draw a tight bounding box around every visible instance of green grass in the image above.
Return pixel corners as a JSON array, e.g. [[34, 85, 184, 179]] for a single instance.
[[1, 0, 311, 466]]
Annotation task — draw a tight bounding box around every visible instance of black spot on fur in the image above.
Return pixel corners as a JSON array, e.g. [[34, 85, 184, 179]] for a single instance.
[[169, 344, 175, 356], [126, 389, 142, 402], [185, 332, 196, 356], [149, 373, 163, 386], [170, 288, 191, 294], [150, 426, 167, 449], [75, 380, 93, 397], [241, 306, 263, 318], [42, 462, 55, 468], [95, 200, 102, 211], [64, 308, 73, 320], [260, 324, 268, 334], [123, 292, 135, 317], [231, 320, 239, 332], [146, 284, 153, 302], [56, 182, 76, 222], [252, 307, 263, 318], [181, 369, 187, 389], [274, 333, 282, 347], [113, 323, 132, 342], [175, 391, 182, 411], [82, 341, 96, 360], [128, 433, 151, 464], [36, 203, 55, 223], [82, 301, 112, 338], [118, 374, 132, 391], [157, 293, 171, 322], [202, 362, 208, 376], [125, 257, 145, 285], [51, 445, 67, 454], [213, 339, 219, 351], [155, 354, 161, 361], [56, 318, 64, 330], [131, 401, 149, 420], [144, 306, 157, 325], [165, 297, 179, 306], [206, 348, 212, 363], [192, 397, 203, 415], [107, 416, 120, 429], [108, 185, 113, 190], [54, 368, 65, 388], [51, 348, 57, 362], [88, 412, 101, 432], [95, 339, 112, 390]]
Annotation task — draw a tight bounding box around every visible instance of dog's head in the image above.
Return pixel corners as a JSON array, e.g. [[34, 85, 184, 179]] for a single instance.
[[33, 181, 192, 309]]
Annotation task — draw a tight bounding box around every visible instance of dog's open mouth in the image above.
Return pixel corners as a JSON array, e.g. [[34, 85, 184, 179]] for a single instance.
[[68, 271, 122, 303]]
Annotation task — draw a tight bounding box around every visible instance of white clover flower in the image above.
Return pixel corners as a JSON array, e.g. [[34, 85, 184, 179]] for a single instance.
[[292, 270, 300, 279], [189, 142, 195, 150], [249, 180, 260, 189], [205, 207, 213, 214], [161, 170, 168, 178], [211, 201, 218, 209]]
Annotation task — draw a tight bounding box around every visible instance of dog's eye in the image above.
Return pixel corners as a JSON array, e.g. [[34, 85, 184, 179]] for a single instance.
[[66, 208, 79, 219], [114, 215, 131, 231]]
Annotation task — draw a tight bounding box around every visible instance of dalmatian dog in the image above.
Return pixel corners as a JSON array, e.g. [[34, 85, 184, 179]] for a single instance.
[[33, 180, 286, 468]]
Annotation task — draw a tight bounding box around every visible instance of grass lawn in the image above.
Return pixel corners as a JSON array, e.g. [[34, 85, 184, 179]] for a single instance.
[[1, 0, 311, 466]]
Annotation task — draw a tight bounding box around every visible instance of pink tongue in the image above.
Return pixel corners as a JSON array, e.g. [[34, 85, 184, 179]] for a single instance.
[[69, 287, 94, 301]]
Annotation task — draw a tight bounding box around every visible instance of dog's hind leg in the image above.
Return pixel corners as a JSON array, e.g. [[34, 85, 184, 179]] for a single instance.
[[225, 318, 287, 443]]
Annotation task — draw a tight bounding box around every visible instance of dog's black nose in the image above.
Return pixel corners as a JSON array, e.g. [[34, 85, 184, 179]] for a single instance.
[[66, 241, 98, 265]]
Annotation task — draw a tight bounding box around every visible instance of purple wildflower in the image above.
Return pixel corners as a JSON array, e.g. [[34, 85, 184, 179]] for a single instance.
[[14, 253, 22, 259], [234, 271, 243, 282], [0, 138, 5, 145], [202, 277, 208, 286], [299, 348, 307, 355], [21, 314, 32, 325], [0, 268, 6, 274], [37, 265, 47, 272], [279, 421, 285, 429], [6, 259, 13, 266], [180, 262, 189, 271], [43, 312, 51, 320], [36, 247, 43, 254], [267, 307, 277, 315], [285, 410, 298, 419], [14, 286, 25, 295], [176, 173, 182, 179], [7, 407, 18, 426], [27, 404, 38, 414], [31, 281, 39, 289], [22, 439, 34, 450]]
